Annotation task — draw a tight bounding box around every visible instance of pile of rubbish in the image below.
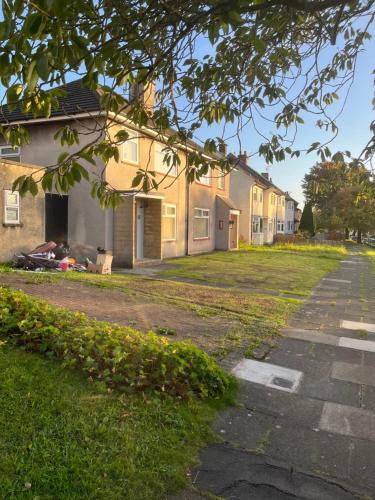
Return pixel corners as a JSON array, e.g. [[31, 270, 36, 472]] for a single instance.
[[13, 241, 87, 272]]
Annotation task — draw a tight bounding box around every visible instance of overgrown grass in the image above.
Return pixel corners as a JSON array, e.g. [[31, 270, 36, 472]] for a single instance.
[[159, 244, 346, 295], [0, 344, 234, 498]]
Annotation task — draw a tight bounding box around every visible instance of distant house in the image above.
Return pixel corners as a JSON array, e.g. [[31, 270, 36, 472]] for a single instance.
[[0, 80, 240, 265], [230, 153, 289, 245], [284, 194, 299, 234]]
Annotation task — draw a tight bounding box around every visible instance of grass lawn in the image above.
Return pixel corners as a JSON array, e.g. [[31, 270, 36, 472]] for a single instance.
[[0, 344, 232, 499], [159, 243, 348, 295], [0, 243, 347, 358]]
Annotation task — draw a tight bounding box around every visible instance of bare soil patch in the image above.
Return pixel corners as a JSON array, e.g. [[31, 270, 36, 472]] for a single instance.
[[0, 273, 236, 354]]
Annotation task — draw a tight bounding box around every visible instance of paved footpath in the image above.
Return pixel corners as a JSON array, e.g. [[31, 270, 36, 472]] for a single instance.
[[192, 253, 375, 499]]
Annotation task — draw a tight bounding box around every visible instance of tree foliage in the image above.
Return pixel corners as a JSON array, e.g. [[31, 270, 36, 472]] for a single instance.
[[299, 202, 316, 236], [0, 0, 374, 202], [303, 161, 375, 237]]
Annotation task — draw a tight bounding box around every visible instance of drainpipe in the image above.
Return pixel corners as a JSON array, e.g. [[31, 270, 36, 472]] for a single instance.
[[185, 177, 190, 255], [250, 184, 253, 244]]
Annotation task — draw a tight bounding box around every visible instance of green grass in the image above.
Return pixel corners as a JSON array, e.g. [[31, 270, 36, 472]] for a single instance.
[[159, 244, 347, 295], [0, 344, 234, 499]]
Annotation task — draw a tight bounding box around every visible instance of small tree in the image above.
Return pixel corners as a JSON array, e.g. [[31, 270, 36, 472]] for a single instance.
[[299, 203, 315, 237]]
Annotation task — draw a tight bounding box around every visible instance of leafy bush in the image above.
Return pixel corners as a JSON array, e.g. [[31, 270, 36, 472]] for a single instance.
[[0, 287, 231, 399]]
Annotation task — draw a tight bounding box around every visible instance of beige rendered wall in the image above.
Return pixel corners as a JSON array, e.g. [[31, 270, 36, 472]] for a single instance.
[[188, 169, 231, 255], [105, 122, 187, 259], [229, 168, 252, 243], [0, 160, 45, 261], [13, 120, 111, 261]]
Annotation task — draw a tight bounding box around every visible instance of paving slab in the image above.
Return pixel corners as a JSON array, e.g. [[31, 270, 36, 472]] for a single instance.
[[231, 358, 303, 393], [319, 402, 375, 441], [341, 319, 375, 333], [331, 361, 375, 387], [338, 336, 375, 352]]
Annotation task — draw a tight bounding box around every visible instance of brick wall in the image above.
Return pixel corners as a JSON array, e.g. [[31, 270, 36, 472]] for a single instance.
[[113, 195, 135, 266], [143, 199, 162, 259]]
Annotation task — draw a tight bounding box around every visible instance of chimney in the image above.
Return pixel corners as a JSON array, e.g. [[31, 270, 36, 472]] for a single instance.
[[218, 142, 228, 156], [129, 82, 155, 111], [238, 151, 248, 165]]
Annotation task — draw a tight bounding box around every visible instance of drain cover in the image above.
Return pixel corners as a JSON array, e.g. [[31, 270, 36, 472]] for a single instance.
[[271, 377, 294, 389]]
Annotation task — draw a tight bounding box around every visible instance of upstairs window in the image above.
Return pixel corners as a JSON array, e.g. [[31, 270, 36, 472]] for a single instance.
[[197, 168, 211, 186], [122, 129, 139, 164], [0, 146, 20, 162], [271, 194, 276, 205], [259, 190, 263, 203], [253, 187, 257, 201], [217, 174, 225, 190], [4, 190, 20, 224], [155, 143, 177, 176]]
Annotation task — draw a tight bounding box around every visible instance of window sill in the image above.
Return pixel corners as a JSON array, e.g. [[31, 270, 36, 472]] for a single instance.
[[193, 236, 210, 241], [3, 222, 22, 227], [162, 239, 177, 243], [121, 159, 139, 166]]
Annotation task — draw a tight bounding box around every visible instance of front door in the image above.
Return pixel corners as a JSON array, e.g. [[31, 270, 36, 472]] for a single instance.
[[136, 202, 144, 259], [45, 194, 68, 244]]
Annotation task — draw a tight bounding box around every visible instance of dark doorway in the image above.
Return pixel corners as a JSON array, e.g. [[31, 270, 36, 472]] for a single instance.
[[45, 194, 68, 244]]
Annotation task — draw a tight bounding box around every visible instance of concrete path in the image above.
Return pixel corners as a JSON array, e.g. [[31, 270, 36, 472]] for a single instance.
[[192, 253, 375, 499]]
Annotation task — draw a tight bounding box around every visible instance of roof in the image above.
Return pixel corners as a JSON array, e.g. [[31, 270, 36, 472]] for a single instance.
[[0, 80, 102, 123], [0, 79, 222, 159], [231, 154, 285, 195], [216, 195, 241, 212]]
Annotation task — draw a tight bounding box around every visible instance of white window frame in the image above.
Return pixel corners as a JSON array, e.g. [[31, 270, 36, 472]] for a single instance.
[[217, 174, 225, 190], [162, 203, 177, 241], [271, 194, 276, 205], [4, 189, 20, 224], [253, 186, 258, 202], [155, 143, 177, 177], [193, 208, 210, 239], [0, 145, 21, 160], [277, 220, 284, 233], [121, 128, 139, 164], [197, 168, 211, 186], [259, 190, 263, 203]]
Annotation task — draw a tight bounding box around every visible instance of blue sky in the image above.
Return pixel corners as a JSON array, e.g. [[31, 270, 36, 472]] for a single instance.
[[195, 39, 374, 207]]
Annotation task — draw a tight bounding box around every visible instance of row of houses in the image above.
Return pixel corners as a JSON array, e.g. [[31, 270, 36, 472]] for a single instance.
[[0, 80, 300, 266]]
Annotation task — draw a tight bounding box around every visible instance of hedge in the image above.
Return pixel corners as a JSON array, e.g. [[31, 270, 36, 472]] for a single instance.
[[0, 286, 231, 399]]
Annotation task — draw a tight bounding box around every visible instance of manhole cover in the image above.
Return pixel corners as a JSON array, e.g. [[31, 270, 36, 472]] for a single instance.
[[271, 377, 294, 389]]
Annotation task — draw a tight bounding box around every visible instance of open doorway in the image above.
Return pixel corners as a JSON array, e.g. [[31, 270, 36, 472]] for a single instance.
[[45, 194, 68, 244]]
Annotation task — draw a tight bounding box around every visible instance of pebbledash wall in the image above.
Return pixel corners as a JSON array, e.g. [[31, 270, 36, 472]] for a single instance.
[[0, 160, 45, 262]]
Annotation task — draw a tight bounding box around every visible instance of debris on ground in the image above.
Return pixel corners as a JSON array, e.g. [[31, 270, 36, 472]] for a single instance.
[[12, 241, 87, 272]]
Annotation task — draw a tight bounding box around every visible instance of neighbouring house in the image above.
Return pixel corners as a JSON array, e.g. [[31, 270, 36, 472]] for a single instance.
[[0, 159, 45, 262], [230, 153, 288, 245], [0, 80, 240, 266], [284, 194, 299, 234], [294, 207, 302, 232]]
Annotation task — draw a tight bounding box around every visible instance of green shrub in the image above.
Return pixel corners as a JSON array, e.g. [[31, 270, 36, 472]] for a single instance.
[[0, 287, 231, 399]]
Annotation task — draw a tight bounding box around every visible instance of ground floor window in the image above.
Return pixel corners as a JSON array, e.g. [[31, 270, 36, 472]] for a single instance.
[[287, 221, 294, 231], [3, 190, 20, 224], [0, 146, 20, 162], [252, 216, 263, 233], [194, 208, 209, 238], [277, 220, 284, 233], [162, 203, 177, 241]]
